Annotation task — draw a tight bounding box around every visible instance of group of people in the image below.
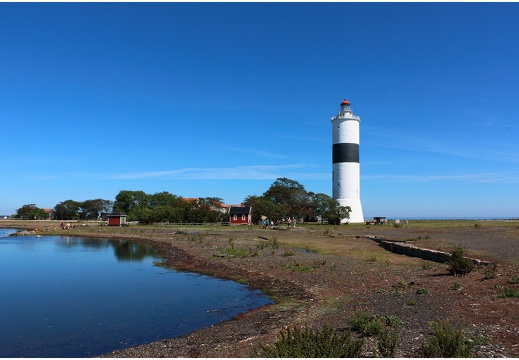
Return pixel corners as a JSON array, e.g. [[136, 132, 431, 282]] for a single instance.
[[263, 217, 298, 229], [60, 222, 73, 229]]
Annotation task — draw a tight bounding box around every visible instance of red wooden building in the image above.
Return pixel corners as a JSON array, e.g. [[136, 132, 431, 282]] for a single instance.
[[229, 206, 252, 225], [107, 212, 127, 226]]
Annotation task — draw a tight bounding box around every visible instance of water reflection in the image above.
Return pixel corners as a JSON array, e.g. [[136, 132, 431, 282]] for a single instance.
[[57, 237, 155, 261], [0, 228, 18, 237]]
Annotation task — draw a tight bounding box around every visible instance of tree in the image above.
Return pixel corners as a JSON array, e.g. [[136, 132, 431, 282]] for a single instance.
[[113, 190, 149, 220], [198, 197, 225, 222], [54, 200, 81, 220], [263, 178, 312, 218], [328, 206, 351, 225], [311, 193, 336, 216], [243, 195, 285, 224], [79, 199, 113, 220], [15, 204, 48, 220], [148, 191, 181, 208], [309, 193, 351, 224], [183, 197, 225, 223]]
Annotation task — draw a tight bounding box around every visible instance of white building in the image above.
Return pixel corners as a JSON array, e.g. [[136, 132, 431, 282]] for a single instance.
[[331, 99, 364, 223]]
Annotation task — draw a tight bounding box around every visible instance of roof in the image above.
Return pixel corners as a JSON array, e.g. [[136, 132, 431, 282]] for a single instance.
[[229, 206, 252, 214], [108, 211, 127, 217], [340, 98, 350, 106]]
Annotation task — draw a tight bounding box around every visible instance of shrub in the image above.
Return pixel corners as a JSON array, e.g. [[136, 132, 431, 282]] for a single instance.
[[483, 263, 498, 280], [348, 310, 400, 336], [377, 327, 398, 357], [260, 325, 363, 357], [452, 282, 462, 291], [348, 310, 384, 336], [416, 287, 429, 295], [421, 319, 474, 357], [497, 286, 519, 298], [407, 299, 417, 306], [447, 246, 474, 276], [383, 314, 403, 327], [285, 262, 312, 272]]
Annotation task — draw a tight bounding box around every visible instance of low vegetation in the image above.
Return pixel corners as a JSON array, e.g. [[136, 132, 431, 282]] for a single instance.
[[447, 246, 474, 276], [258, 325, 363, 358], [347, 310, 402, 336], [497, 286, 519, 299], [421, 319, 476, 357], [259, 311, 403, 357]]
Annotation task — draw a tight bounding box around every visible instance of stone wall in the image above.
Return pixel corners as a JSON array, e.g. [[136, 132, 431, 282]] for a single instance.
[[365, 236, 490, 266]]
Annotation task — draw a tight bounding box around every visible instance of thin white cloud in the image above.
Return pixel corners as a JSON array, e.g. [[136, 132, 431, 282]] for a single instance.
[[364, 171, 519, 184], [221, 146, 291, 160], [110, 164, 329, 181], [364, 126, 519, 164], [274, 134, 327, 143]]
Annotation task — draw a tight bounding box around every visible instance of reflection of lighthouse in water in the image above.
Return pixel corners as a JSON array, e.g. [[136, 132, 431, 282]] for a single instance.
[[331, 98, 364, 223]]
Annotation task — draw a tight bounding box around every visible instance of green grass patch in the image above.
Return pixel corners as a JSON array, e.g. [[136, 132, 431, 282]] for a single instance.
[[223, 245, 254, 258]]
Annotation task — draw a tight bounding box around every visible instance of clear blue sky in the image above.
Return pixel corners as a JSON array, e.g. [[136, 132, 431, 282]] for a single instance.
[[1, 2, 518, 219]]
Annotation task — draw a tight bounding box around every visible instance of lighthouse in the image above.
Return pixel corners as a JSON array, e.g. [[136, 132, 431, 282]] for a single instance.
[[331, 98, 364, 223]]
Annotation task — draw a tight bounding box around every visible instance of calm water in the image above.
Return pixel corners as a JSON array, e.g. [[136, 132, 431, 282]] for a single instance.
[[0, 231, 272, 357]]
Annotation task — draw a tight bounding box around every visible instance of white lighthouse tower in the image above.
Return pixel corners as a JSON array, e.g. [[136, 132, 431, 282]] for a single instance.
[[331, 98, 364, 223]]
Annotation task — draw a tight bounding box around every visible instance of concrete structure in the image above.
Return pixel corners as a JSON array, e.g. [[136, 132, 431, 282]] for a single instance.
[[331, 99, 364, 223]]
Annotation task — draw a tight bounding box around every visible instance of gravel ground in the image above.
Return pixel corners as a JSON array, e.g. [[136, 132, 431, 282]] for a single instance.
[[5, 220, 519, 357]]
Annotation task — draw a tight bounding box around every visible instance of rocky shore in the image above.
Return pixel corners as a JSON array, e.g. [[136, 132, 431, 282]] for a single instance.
[[3, 220, 519, 357]]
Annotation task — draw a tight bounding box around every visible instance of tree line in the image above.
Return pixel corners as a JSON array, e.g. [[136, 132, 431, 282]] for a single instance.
[[14, 177, 350, 224]]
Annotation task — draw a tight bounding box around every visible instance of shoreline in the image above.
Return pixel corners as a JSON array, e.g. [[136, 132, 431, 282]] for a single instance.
[[2, 220, 519, 357]]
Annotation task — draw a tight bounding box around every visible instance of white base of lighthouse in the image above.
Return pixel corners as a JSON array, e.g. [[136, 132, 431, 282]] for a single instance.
[[336, 198, 364, 224]]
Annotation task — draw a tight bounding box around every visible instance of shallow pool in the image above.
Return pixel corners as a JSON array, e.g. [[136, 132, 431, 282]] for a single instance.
[[0, 232, 272, 357]]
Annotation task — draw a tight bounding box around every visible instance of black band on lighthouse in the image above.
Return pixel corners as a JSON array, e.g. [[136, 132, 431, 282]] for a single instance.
[[332, 143, 359, 163]]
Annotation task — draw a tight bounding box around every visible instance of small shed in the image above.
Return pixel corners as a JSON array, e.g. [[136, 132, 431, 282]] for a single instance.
[[229, 206, 252, 225], [107, 212, 127, 226]]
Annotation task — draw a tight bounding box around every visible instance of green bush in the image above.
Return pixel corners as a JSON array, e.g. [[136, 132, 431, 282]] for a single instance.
[[260, 325, 363, 357], [377, 327, 398, 357], [421, 320, 474, 357], [447, 246, 474, 276], [348, 310, 401, 336], [497, 286, 519, 298]]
